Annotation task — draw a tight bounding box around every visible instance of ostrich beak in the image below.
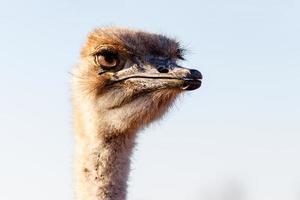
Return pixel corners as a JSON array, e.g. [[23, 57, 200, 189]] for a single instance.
[[109, 61, 202, 91]]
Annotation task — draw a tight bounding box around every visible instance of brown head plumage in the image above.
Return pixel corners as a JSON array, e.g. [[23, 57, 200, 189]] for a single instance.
[[72, 27, 203, 200], [72, 27, 202, 136]]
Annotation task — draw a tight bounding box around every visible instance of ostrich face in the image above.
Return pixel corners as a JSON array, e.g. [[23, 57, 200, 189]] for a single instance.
[[74, 28, 202, 132]]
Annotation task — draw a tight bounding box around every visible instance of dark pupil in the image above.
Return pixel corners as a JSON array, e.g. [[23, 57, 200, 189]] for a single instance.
[[101, 51, 117, 64]]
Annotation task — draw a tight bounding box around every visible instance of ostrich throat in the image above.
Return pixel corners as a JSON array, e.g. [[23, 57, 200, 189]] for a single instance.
[[75, 118, 136, 200]]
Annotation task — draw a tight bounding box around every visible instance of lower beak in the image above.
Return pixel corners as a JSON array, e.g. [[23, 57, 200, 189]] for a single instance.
[[182, 79, 202, 90]]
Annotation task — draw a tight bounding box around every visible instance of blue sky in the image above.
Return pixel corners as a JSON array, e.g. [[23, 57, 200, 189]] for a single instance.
[[0, 0, 299, 200]]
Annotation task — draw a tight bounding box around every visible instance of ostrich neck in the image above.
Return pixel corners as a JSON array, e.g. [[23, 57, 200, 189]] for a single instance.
[[74, 116, 136, 200]]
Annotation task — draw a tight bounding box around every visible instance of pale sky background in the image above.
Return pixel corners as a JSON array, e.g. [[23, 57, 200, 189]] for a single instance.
[[0, 0, 299, 200]]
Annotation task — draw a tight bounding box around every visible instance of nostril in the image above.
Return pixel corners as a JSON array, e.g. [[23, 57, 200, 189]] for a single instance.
[[157, 67, 169, 73], [189, 69, 202, 79]]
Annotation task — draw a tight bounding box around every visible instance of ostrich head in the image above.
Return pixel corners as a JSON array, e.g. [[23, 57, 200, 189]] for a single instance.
[[73, 27, 202, 136]]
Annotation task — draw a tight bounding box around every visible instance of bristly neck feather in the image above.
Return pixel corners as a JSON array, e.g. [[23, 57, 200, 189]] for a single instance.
[[74, 109, 137, 200]]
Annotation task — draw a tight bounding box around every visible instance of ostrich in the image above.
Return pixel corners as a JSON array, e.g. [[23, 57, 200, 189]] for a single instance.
[[72, 27, 202, 200]]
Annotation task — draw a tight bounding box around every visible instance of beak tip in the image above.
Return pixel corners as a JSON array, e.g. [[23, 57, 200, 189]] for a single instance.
[[188, 69, 202, 80]]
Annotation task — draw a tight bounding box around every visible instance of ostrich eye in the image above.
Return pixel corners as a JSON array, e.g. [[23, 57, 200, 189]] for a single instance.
[[96, 50, 119, 69]]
